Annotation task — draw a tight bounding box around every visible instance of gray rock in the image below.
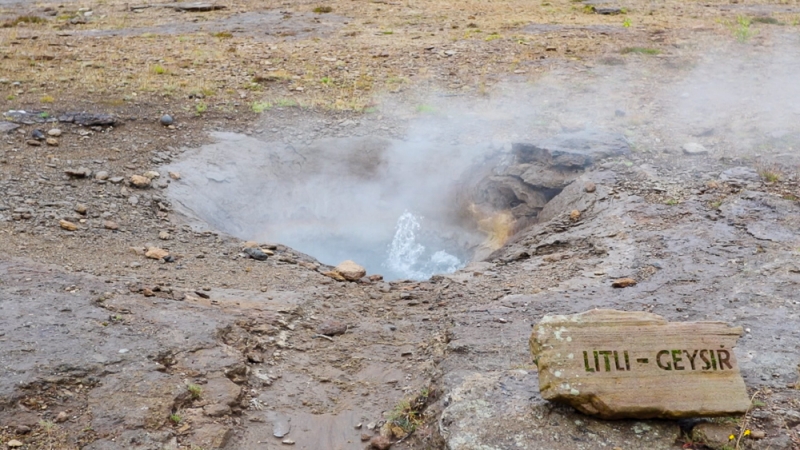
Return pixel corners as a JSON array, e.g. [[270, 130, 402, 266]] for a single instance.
[[160, 114, 174, 126], [0, 122, 19, 134], [682, 142, 708, 155], [58, 112, 116, 127], [719, 166, 759, 182]]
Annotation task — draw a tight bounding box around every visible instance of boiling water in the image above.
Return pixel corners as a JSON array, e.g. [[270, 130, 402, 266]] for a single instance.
[[384, 211, 463, 280]]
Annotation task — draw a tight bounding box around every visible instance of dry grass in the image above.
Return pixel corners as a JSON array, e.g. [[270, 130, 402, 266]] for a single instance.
[[0, 0, 760, 111]]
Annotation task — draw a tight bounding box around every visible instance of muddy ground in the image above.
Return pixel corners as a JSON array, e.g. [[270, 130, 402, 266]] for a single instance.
[[2, 0, 800, 449]]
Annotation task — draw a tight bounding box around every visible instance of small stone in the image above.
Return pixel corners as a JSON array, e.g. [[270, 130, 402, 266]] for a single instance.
[[316, 320, 348, 336], [103, 220, 119, 230], [48, 128, 62, 137], [169, 171, 181, 180], [74, 204, 88, 215], [145, 247, 169, 260], [55, 411, 68, 423], [368, 274, 384, 282], [65, 167, 91, 178], [160, 114, 174, 126], [204, 404, 232, 417], [59, 219, 77, 231], [244, 246, 269, 261], [369, 435, 392, 450], [130, 175, 151, 188], [334, 260, 366, 281], [584, 182, 596, 193], [7, 440, 23, 448], [692, 422, 736, 447], [281, 439, 295, 445], [95, 171, 109, 180], [750, 429, 766, 439], [158, 231, 171, 240], [323, 270, 346, 282], [15, 425, 31, 434], [611, 278, 637, 288], [26, 139, 41, 146], [31, 129, 45, 140], [361, 433, 371, 442], [142, 288, 154, 297], [128, 196, 139, 206], [46, 137, 58, 146], [682, 142, 708, 155], [569, 209, 581, 221], [355, 423, 362, 429], [143, 170, 160, 179], [109, 176, 124, 184]]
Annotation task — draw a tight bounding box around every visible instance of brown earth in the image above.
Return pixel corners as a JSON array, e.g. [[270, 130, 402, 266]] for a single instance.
[[2, 0, 800, 449]]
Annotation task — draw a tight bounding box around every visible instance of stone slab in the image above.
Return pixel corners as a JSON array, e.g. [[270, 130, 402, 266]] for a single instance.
[[530, 309, 750, 419]]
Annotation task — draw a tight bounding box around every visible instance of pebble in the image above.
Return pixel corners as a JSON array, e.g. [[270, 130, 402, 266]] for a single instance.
[[128, 196, 139, 206], [584, 182, 597, 193], [109, 176, 124, 184], [750, 429, 766, 439], [158, 231, 171, 240], [15, 425, 31, 434], [682, 142, 708, 155], [160, 114, 174, 126], [46, 138, 59, 146], [65, 167, 92, 178], [103, 220, 119, 230], [95, 171, 109, 180], [569, 209, 581, 221], [316, 320, 348, 336], [130, 175, 151, 188], [7, 440, 23, 448], [48, 128, 62, 136], [169, 171, 181, 180], [281, 439, 295, 445], [31, 129, 45, 140], [145, 247, 169, 260], [611, 277, 637, 288], [144, 170, 160, 179], [59, 219, 77, 231], [26, 139, 42, 146], [244, 246, 269, 261], [369, 435, 392, 450], [55, 411, 68, 423], [75, 204, 88, 215], [361, 433, 371, 442]]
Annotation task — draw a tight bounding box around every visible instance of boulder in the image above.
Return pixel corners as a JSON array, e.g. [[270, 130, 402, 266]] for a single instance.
[[334, 260, 366, 281], [530, 309, 750, 419]]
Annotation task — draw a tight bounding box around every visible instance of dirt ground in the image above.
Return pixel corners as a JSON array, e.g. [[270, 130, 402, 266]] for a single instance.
[[1, 0, 800, 449]]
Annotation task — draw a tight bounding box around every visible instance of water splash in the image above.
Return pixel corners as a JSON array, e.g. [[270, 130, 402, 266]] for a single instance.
[[385, 211, 463, 280]]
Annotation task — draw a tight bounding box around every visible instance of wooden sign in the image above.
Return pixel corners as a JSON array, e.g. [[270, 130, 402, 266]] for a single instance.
[[530, 309, 750, 419]]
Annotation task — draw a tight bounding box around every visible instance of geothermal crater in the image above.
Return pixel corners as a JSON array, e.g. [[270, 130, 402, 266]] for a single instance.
[[165, 130, 629, 280]]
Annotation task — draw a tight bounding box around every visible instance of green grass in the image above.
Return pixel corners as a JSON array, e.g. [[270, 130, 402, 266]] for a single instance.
[[752, 16, 781, 25], [212, 31, 233, 38], [187, 384, 203, 399], [665, 198, 680, 206], [169, 413, 182, 425], [195, 102, 208, 115], [622, 47, 660, 55], [41, 95, 55, 103], [251, 101, 272, 113], [151, 64, 167, 75], [2, 15, 47, 27], [758, 166, 782, 182], [734, 16, 755, 42], [313, 6, 333, 13], [622, 17, 632, 28]]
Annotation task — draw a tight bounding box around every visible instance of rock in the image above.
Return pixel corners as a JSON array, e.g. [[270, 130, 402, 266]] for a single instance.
[[26, 140, 41, 147], [323, 271, 346, 282], [46, 137, 58, 146], [74, 204, 87, 215], [244, 247, 269, 261], [58, 112, 116, 127], [188, 423, 232, 449], [144, 170, 160, 179], [15, 425, 31, 434], [361, 433, 371, 442], [272, 413, 291, 437], [59, 219, 77, 231], [104, 221, 119, 230], [611, 277, 636, 288], [145, 247, 169, 260], [158, 231, 171, 240], [316, 320, 348, 336], [530, 309, 750, 419], [369, 435, 392, 450], [203, 376, 242, 406], [162, 2, 227, 12], [584, 182, 596, 193], [0, 122, 19, 134], [513, 130, 630, 169], [682, 142, 708, 155], [55, 411, 68, 423], [281, 439, 295, 445], [65, 167, 92, 178], [130, 175, 151, 188], [569, 209, 581, 221], [160, 114, 174, 126], [203, 403, 231, 417], [750, 429, 766, 439], [48, 128, 62, 136], [169, 171, 181, 180], [691, 422, 736, 448], [95, 171, 109, 181], [719, 166, 759, 183], [334, 260, 366, 281], [7, 440, 23, 448], [109, 176, 124, 184], [31, 129, 45, 140]]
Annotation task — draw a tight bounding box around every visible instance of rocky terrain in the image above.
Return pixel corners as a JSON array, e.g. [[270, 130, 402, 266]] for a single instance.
[[2, 0, 800, 449]]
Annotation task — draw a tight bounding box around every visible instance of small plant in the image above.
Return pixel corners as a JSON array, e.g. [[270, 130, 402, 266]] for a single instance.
[[752, 16, 781, 25], [151, 64, 167, 75], [275, 98, 299, 107], [485, 32, 502, 42], [381, 30, 394, 35], [622, 47, 660, 55], [195, 102, 208, 115], [6, 94, 15, 100], [169, 413, 182, 425], [41, 95, 55, 103], [665, 198, 680, 206], [752, 399, 766, 407], [758, 165, 782, 182], [313, 6, 333, 13], [38, 112, 50, 119], [622, 17, 632, 28], [212, 31, 233, 38], [385, 388, 432, 438], [320, 76, 332, 85], [187, 383, 203, 399], [39, 420, 56, 432], [734, 16, 755, 42], [2, 15, 47, 27], [251, 101, 272, 113]]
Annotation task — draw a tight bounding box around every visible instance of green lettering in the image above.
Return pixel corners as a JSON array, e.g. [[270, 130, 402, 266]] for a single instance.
[[699, 349, 711, 370], [717, 349, 732, 370], [656, 350, 672, 370], [614, 351, 625, 371], [624, 351, 630, 371], [594, 351, 600, 372], [671, 349, 685, 370], [684, 350, 698, 370], [583, 351, 595, 372], [598, 351, 612, 372], [710, 349, 717, 370]]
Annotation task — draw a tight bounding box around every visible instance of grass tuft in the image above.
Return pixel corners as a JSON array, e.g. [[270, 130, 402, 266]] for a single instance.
[[621, 47, 660, 55], [313, 6, 333, 13], [2, 15, 47, 28]]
